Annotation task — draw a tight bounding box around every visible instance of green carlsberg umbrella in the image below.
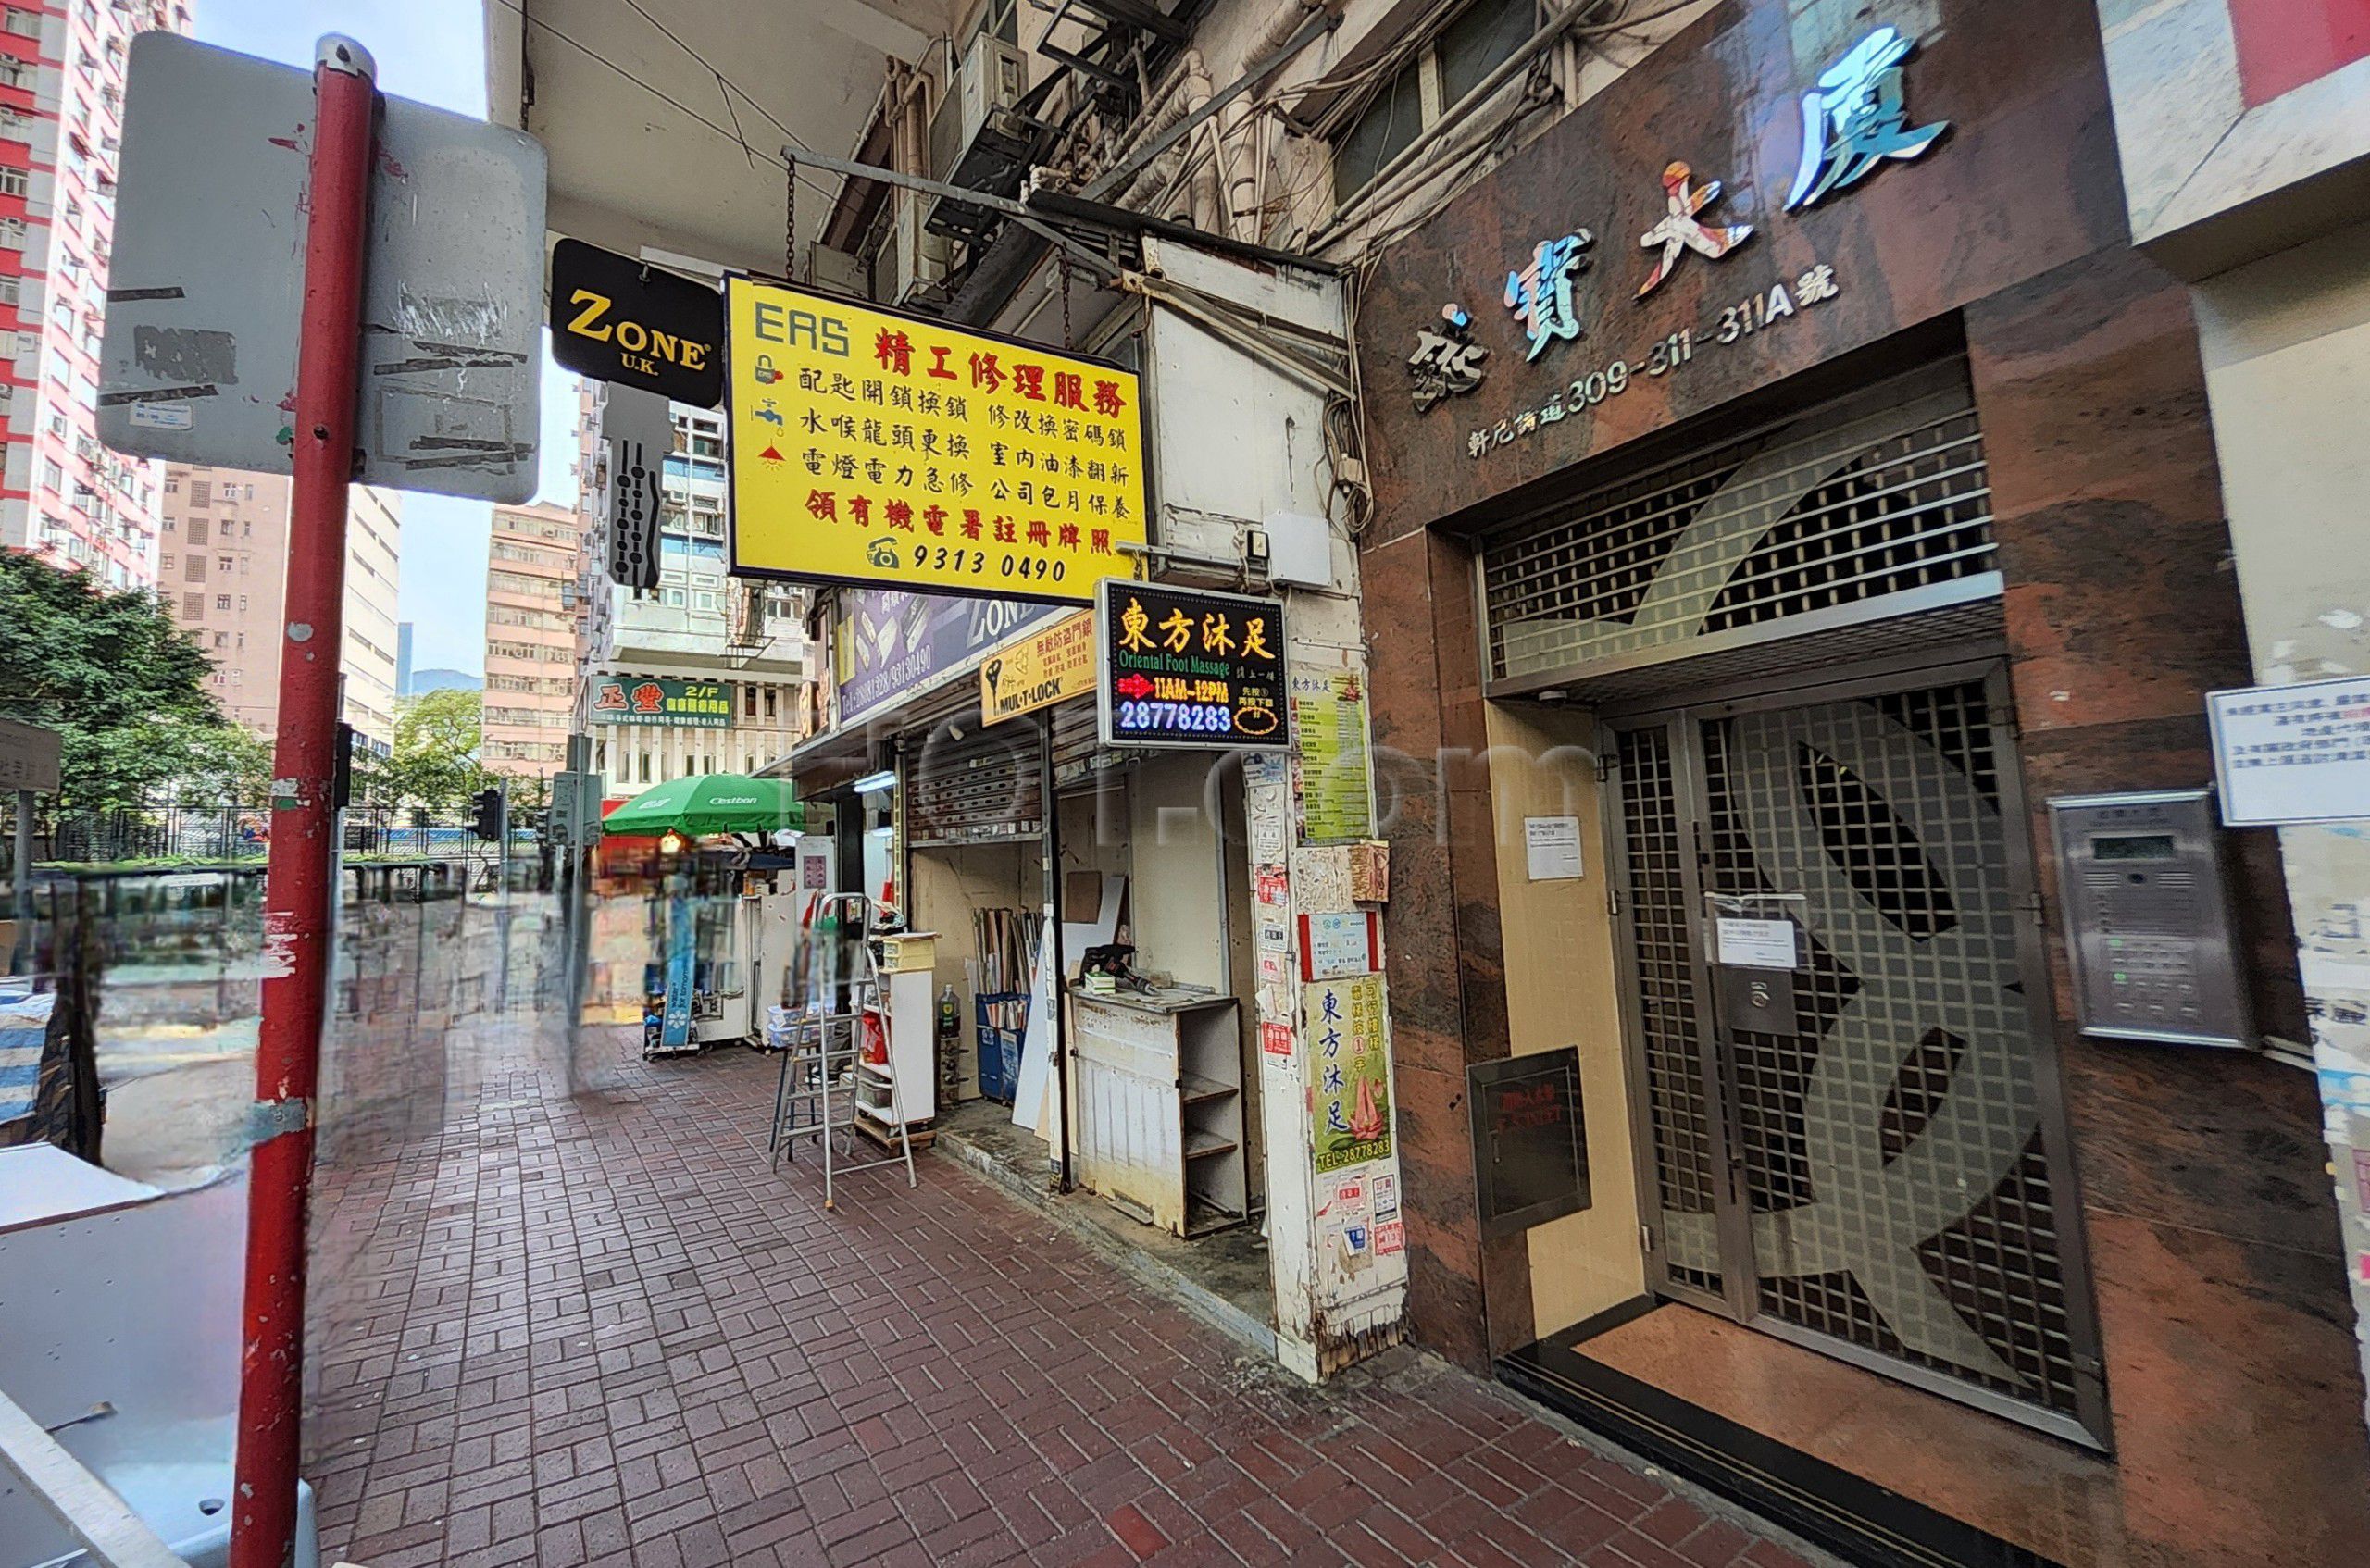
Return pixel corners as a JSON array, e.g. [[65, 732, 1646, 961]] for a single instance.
[[600, 773, 805, 839]]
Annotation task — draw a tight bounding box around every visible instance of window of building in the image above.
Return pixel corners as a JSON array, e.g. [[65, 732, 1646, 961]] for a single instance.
[[664, 588, 685, 606], [0, 168, 23, 199], [183, 555, 202, 580], [763, 686, 778, 719], [181, 591, 202, 619], [213, 631, 227, 649], [639, 752, 652, 783], [39, 457, 57, 491], [0, 217, 27, 247], [742, 686, 756, 717], [0, 54, 31, 89], [188, 479, 210, 507], [1331, 0, 1536, 207], [2, 8, 34, 36], [186, 516, 206, 545], [159, 551, 174, 571], [216, 554, 232, 574], [214, 593, 230, 611]]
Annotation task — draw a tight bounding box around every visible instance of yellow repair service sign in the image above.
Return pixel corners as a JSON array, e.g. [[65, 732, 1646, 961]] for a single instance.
[[979, 610, 1096, 727], [726, 277, 1147, 602]]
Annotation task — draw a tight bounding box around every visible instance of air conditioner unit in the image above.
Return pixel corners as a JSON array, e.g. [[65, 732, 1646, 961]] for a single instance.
[[889, 188, 950, 308], [930, 33, 1027, 184], [806, 242, 866, 299]]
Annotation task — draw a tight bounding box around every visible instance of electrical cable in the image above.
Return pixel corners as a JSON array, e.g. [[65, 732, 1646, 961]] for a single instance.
[[616, 0, 816, 156], [485, 0, 839, 206]]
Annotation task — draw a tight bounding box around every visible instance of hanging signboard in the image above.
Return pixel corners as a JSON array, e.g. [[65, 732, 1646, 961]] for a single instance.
[[723, 277, 1146, 601], [100, 33, 545, 502], [836, 589, 1060, 726], [980, 610, 1096, 727], [550, 240, 724, 408], [604, 384, 670, 591], [1094, 580, 1289, 750], [589, 676, 735, 730], [2207, 675, 2370, 826]]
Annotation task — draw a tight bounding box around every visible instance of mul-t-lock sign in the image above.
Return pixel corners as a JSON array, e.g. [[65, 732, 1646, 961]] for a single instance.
[[725, 276, 1146, 602], [1095, 580, 1289, 750]]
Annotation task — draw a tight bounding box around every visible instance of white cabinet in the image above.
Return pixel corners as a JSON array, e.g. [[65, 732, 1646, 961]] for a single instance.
[[854, 967, 936, 1133], [1070, 990, 1244, 1238]]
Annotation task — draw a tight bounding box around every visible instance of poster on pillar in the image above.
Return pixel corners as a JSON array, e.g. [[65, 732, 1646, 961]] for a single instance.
[[1307, 972, 1391, 1173], [1291, 669, 1376, 842], [723, 277, 1146, 601]]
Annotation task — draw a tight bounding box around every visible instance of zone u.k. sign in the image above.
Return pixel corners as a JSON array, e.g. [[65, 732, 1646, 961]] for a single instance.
[[724, 277, 1147, 603]]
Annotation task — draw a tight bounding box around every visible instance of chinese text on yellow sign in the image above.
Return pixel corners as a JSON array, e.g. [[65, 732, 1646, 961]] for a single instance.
[[981, 610, 1096, 727], [726, 278, 1147, 602]]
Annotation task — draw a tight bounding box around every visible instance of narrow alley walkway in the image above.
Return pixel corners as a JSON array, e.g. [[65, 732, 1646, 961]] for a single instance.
[[305, 1008, 1812, 1568]]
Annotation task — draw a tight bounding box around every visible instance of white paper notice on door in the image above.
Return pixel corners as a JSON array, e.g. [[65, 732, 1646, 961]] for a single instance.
[[1715, 916, 1798, 970], [1524, 815, 1582, 881]]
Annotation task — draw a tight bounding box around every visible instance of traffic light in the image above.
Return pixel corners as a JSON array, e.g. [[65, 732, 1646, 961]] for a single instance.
[[468, 785, 504, 842]]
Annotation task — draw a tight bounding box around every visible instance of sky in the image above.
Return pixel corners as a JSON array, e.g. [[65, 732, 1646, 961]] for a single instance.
[[194, 0, 580, 679]]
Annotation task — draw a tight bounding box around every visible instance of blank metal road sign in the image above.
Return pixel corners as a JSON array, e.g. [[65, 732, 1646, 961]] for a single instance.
[[100, 32, 546, 504]]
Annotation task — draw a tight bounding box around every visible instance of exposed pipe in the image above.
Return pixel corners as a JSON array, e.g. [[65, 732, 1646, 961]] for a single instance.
[[1181, 54, 1220, 232], [1305, 0, 1628, 253]]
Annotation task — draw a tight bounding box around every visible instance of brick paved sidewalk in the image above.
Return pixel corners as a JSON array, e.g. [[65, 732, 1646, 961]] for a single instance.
[[305, 1012, 1812, 1568]]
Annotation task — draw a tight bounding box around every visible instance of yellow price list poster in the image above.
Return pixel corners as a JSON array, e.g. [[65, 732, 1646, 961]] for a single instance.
[[724, 277, 1148, 602]]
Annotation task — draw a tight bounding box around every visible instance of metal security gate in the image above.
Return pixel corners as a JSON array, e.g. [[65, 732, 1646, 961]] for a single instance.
[[1606, 666, 2109, 1446]]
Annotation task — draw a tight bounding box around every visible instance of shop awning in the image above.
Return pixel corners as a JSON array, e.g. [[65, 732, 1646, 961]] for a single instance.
[[600, 774, 805, 839]]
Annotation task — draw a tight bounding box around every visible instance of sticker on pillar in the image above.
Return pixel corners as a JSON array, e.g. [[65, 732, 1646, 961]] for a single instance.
[[1257, 950, 1289, 987], [1319, 1169, 1371, 1226], [1371, 1170, 1400, 1221], [1299, 909, 1379, 981], [1375, 1220, 1405, 1257], [1251, 812, 1288, 863], [1328, 1218, 1374, 1276], [1309, 972, 1391, 1173], [1243, 753, 1290, 790], [1260, 1020, 1294, 1059], [1254, 864, 1289, 909]]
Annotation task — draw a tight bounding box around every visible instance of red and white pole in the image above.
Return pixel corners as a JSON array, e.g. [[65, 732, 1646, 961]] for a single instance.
[[231, 34, 374, 1568]]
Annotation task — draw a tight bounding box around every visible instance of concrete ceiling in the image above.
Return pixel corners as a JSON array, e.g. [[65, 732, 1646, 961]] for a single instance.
[[483, 0, 961, 275]]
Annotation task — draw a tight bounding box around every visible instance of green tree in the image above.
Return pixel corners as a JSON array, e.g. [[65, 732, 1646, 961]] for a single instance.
[[382, 687, 492, 811], [0, 550, 258, 810]]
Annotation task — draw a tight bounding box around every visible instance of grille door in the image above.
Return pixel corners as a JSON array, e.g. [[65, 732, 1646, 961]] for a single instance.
[[1607, 670, 2107, 1444]]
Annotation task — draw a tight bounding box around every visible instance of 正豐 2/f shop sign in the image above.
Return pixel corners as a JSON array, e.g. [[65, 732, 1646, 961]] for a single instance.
[[724, 277, 1147, 604]]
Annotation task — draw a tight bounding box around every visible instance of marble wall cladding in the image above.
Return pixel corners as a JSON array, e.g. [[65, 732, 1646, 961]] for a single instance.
[[1350, 0, 2370, 1541], [1964, 246, 2368, 1554], [1356, 0, 2127, 541]]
